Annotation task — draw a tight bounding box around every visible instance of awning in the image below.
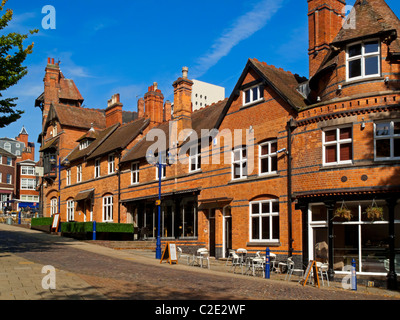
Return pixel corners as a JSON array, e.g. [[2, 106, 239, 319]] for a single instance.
[[0, 189, 13, 194], [74, 189, 94, 201], [18, 202, 39, 209]]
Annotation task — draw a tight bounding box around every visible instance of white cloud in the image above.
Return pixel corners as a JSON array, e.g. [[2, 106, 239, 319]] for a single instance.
[[192, 0, 284, 78]]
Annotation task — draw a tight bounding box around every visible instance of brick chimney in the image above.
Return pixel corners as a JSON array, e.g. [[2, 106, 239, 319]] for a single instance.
[[105, 93, 123, 127], [172, 67, 193, 134], [144, 82, 164, 126], [164, 100, 172, 122], [308, 0, 345, 78], [137, 97, 145, 118], [43, 57, 61, 126]]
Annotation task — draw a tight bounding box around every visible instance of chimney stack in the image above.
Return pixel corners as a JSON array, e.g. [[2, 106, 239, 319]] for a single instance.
[[164, 100, 172, 122], [105, 93, 123, 127], [137, 98, 145, 118], [308, 0, 345, 78], [173, 67, 193, 135], [144, 82, 164, 126]]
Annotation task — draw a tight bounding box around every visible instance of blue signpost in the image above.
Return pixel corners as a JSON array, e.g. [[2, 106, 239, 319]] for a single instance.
[[351, 258, 357, 291], [265, 248, 270, 279], [93, 221, 97, 241]]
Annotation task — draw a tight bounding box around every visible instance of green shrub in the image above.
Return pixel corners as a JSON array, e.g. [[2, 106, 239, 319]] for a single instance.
[[60, 222, 134, 233], [31, 217, 53, 226]]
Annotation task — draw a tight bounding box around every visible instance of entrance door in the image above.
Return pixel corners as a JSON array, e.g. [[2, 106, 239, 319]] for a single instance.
[[223, 207, 232, 258], [313, 227, 328, 263], [209, 209, 216, 257]]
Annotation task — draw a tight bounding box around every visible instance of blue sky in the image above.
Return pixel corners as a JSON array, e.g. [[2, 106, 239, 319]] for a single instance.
[[1, 0, 400, 161]]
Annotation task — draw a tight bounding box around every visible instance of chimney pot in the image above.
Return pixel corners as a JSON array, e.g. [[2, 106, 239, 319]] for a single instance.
[[153, 82, 158, 91], [182, 67, 188, 79]]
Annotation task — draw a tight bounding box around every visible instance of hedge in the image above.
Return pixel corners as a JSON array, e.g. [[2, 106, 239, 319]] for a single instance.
[[61, 222, 134, 233], [31, 217, 53, 226]]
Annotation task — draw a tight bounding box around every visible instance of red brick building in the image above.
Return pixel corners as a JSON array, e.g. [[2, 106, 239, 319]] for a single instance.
[[37, 0, 400, 288]]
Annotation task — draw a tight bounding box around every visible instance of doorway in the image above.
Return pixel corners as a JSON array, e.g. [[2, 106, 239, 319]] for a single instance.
[[223, 206, 232, 258], [209, 209, 216, 257]]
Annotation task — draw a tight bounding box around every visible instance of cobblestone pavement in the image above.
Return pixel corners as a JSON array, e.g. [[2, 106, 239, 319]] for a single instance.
[[0, 224, 399, 301]]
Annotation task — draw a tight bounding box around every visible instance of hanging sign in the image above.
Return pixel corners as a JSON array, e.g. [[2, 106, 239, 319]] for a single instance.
[[300, 260, 320, 288], [160, 242, 178, 265]]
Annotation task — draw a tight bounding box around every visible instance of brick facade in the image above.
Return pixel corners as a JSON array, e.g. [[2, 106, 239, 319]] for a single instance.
[[37, 0, 400, 286]]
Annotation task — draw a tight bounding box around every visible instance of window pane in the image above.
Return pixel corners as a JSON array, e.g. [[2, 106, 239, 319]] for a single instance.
[[271, 155, 277, 172], [272, 215, 280, 240], [376, 139, 391, 158], [394, 139, 400, 157], [394, 122, 400, 135], [325, 130, 337, 142], [376, 123, 390, 136], [365, 56, 379, 75], [349, 59, 362, 78], [340, 143, 352, 161], [261, 144, 269, 156], [364, 41, 379, 54], [252, 217, 259, 240], [252, 87, 259, 101], [234, 150, 241, 161], [242, 161, 248, 176], [348, 44, 362, 57], [262, 216, 269, 240], [340, 127, 352, 140], [271, 142, 277, 153], [252, 203, 259, 214], [262, 202, 270, 213], [233, 163, 241, 179], [245, 90, 251, 104], [326, 145, 337, 163], [261, 158, 269, 173]]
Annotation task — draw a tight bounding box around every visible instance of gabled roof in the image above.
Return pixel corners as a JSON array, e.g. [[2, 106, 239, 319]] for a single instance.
[[215, 58, 308, 130], [332, 0, 400, 48], [0, 147, 16, 158], [58, 75, 84, 102], [65, 124, 119, 163], [86, 117, 150, 161], [44, 104, 106, 132], [121, 99, 228, 163]]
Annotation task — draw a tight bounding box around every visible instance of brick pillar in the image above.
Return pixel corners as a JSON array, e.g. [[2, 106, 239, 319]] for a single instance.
[[144, 82, 164, 126], [105, 94, 123, 127], [43, 57, 61, 126], [172, 67, 193, 136]]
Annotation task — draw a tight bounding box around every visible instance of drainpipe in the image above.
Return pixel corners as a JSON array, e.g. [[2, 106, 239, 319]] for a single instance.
[[117, 151, 121, 224], [286, 118, 297, 258]]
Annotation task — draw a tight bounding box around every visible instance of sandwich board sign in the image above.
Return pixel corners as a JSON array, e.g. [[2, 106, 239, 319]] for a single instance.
[[300, 260, 320, 288], [51, 214, 60, 232], [160, 242, 178, 265]]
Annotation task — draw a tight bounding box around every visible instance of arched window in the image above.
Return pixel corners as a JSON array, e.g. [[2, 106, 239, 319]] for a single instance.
[[67, 199, 75, 221], [50, 197, 57, 216], [4, 142, 11, 153], [102, 195, 113, 222]]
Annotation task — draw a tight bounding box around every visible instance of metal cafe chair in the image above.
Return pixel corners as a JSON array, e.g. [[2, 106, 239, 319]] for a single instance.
[[195, 248, 210, 269], [177, 247, 193, 265], [285, 257, 304, 281], [225, 249, 236, 266]]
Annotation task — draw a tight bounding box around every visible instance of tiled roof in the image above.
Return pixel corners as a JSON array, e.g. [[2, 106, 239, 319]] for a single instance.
[[58, 76, 84, 102], [52, 104, 106, 130], [332, 0, 400, 47], [249, 58, 308, 110], [86, 117, 150, 161], [66, 124, 119, 163], [121, 99, 228, 163]]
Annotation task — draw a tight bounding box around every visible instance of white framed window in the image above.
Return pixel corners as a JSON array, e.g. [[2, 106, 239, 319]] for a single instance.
[[259, 140, 278, 175], [189, 144, 201, 172], [21, 178, 36, 190], [77, 165, 82, 183], [108, 154, 115, 174], [67, 199, 75, 221], [50, 197, 57, 215], [94, 158, 101, 178], [66, 169, 71, 186], [250, 200, 279, 242], [6, 174, 11, 184], [21, 195, 39, 202], [232, 146, 248, 180], [243, 84, 264, 106], [21, 166, 35, 175], [374, 120, 400, 160], [0, 173, 2, 182], [102, 195, 113, 222], [346, 40, 380, 81], [79, 140, 90, 150], [131, 162, 139, 185], [322, 126, 353, 165]]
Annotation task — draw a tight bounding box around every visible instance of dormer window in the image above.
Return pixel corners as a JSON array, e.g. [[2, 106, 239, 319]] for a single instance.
[[79, 139, 91, 150], [347, 40, 380, 81], [243, 84, 264, 106]]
